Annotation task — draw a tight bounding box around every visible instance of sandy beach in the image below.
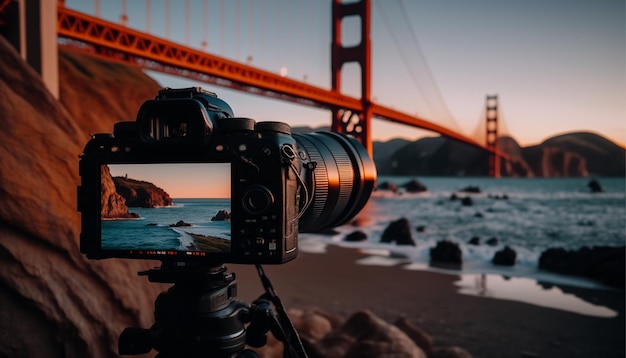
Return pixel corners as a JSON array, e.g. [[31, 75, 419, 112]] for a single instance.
[[229, 245, 625, 358]]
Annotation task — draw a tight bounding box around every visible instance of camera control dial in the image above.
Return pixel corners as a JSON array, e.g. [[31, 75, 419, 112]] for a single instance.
[[242, 185, 274, 214]]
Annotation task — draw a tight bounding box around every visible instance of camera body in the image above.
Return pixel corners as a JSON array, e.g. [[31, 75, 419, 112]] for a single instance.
[[78, 87, 300, 264]]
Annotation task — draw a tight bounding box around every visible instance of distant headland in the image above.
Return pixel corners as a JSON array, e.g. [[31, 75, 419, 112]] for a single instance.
[[292, 126, 626, 177]]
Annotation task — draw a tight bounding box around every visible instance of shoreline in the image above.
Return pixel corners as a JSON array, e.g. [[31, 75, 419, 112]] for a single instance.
[[297, 230, 625, 291], [229, 245, 625, 357]]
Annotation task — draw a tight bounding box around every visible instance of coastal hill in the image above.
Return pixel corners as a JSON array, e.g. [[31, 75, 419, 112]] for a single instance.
[[373, 132, 625, 177], [101, 165, 172, 218], [112, 175, 172, 208], [295, 126, 625, 177]]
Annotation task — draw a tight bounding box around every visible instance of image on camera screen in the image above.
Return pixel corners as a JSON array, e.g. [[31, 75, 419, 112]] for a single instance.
[[100, 163, 231, 254]]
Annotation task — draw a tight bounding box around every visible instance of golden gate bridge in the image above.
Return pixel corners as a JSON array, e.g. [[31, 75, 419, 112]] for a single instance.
[[1, 0, 507, 176]]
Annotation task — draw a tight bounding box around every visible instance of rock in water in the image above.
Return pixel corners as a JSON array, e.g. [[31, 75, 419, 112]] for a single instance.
[[401, 179, 427, 193], [492, 246, 517, 266], [430, 240, 463, 265], [381, 218, 416, 245], [539, 246, 625, 288], [344, 230, 368, 242], [588, 179, 603, 193], [211, 209, 231, 221]]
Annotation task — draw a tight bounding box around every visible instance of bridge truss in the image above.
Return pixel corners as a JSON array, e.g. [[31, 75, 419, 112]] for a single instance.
[[57, 2, 488, 157]]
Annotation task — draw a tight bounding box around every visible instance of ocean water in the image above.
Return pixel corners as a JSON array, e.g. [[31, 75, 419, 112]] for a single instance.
[[100, 178, 624, 316], [297, 177, 625, 316], [102, 198, 231, 251]]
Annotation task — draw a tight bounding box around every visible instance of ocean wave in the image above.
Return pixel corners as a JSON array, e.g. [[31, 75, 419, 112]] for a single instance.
[[171, 228, 196, 250]]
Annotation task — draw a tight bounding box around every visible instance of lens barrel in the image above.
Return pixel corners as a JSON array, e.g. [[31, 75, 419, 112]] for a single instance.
[[293, 132, 376, 233]]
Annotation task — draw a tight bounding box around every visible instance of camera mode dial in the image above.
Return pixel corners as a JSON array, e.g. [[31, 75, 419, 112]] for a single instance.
[[242, 185, 274, 214]]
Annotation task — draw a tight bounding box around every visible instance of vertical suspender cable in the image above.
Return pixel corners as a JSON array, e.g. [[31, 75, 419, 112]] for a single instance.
[[185, 0, 189, 45], [236, 0, 240, 60], [248, 0, 253, 63], [395, 0, 456, 127], [146, 0, 150, 33], [220, 0, 224, 54], [261, 0, 266, 66], [166, 0, 170, 38], [202, 0, 208, 50]]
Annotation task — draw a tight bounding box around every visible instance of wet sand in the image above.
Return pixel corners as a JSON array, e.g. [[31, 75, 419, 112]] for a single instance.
[[228, 245, 625, 358], [185, 232, 230, 252]]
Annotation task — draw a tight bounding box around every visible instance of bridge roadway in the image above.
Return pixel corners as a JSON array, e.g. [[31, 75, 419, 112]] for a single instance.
[[57, 5, 486, 150]]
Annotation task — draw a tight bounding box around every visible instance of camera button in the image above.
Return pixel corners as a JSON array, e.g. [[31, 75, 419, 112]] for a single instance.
[[240, 238, 251, 249], [242, 185, 274, 214]]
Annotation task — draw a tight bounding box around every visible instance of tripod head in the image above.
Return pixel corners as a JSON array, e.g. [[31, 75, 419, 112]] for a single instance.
[[119, 262, 308, 358]]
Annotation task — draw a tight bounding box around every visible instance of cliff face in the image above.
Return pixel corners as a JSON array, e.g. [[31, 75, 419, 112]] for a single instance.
[[113, 176, 173, 208], [0, 37, 166, 358], [101, 165, 138, 219]]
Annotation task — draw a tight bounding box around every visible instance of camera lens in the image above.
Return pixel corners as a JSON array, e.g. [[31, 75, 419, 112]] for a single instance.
[[293, 132, 377, 232]]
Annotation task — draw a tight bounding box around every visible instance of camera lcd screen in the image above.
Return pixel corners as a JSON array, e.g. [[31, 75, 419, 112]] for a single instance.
[[100, 163, 231, 256]]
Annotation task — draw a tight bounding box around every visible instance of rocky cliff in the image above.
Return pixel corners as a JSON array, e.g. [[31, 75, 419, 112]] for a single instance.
[[101, 165, 138, 219], [0, 37, 166, 357], [113, 176, 172, 208]]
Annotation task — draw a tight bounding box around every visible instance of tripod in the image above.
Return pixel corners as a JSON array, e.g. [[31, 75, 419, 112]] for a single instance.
[[119, 262, 308, 358]]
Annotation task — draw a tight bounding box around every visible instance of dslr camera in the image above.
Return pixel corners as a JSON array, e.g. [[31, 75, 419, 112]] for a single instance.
[[78, 87, 376, 265]]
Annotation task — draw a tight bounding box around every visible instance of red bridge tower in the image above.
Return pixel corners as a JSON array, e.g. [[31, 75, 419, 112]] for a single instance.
[[331, 0, 372, 155], [486, 95, 500, 178]]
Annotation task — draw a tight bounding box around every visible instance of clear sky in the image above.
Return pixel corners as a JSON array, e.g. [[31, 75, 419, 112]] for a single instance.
[[108, 163, 231, 198], [66, 0, 625, 147]]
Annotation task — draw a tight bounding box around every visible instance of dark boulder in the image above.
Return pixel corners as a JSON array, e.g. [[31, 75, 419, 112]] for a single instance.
[[345, 231, 367, 242], [459, 186, 481, 193], [377, 181, 398, 193], [486, 237, 499, 246], [401, 179, 427, 193], [539, 246, 625, 288], [381, 218, 415, 246], [430, 240, 463, 265], [211, 209, 231, 221], [492, 246, 517, 266], [170, 220, 192, 227], [588, 179, 603, 193], [468, 236, 481, 245], [489, 193, 509, 200], [461, 197, 473, 206]]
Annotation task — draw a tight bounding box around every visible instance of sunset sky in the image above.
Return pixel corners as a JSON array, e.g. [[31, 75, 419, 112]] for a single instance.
[[66, 0, 625, 147], [108, 163, 231, 198]]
